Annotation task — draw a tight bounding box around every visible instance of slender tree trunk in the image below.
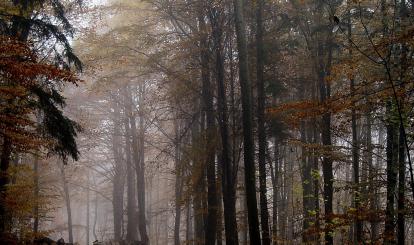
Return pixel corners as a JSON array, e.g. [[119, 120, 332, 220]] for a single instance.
[[209, 7, 239, 245], [239, 173, 248, 245], [351, 78, 362, 243], [365, 87, 378, 242], [0, 137, 12, 233], [93, 189, 98, 241], [136, 84, 149, 245], [155, 174, 160, 245], [372, 124, 384, 242], [111, 95, 124, 241], [216, 167, 223, 245], [384, 101, 398, 245], [192, 102, 204, 245], [174, 119, 183, 245], [312, 121, 320, 244], [397, 4, 407, 243], [347, 8, 362, 242], [286, 148, 293, 241], [233, 0, 261, 243], [397, 124, 405, 245], [186, 194, 192, 245], [279, 152, 286, 240], [270, 139, 279, 245], [60, 163, 73, 244], [199, 7, 218, 245], [86, 170, 90, 245], [300, 121, 313, 243], [255, 0, 270, 244], [317, 31, 334, 244], [33, 154, 40, 234], [123, 86, 137, 242]]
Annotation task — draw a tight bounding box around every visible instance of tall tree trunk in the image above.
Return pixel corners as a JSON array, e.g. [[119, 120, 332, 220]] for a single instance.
[[351, 78, 362, 243], [347, 8, 362, 242], [233, 0, 261, 243], [384, 101, 398, 245], [397, 3, 407, 243], [320, 89, 333, 245], [155, 174, 160, 245], [111, 95, 124, 241], [123, 86, 137, 242], [86, 170, 90, 245], [199, 7, 218, 245], [255, 0, 270, 244], [311, 121, 320, 244], [397, 124, 405, 245], [60, 163, 73, 244], [239, 172, 248, 245], [192, 102, 204, 245], [33, 154, 40, 234], [279, 151, 286, 240], [174, 119, 183, 245], [300, 121, 313, 243], [372, 124, 384, 242], [317, 29, 334, 244], [270, 139, 279, 245], [364, 86, 378, 242], [216, 164, 223, 245], [186, 194, 192, 245], [0, 137, 12, 233], [209, 6, 239, 245], [134, 84, 149, 245], [93, 189, 98, 241]]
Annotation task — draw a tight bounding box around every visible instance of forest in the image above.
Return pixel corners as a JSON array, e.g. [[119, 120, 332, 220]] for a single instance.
[[1, 0, 414, 244]]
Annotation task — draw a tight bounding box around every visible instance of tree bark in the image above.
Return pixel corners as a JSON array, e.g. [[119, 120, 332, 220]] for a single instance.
[[384, 101, 398, 245], [192, 101, 204, 245], [300, 121, 313, 242], [86, 170, 90, 245], [111, 95, 125, 241], [123, 86, 137, 242], [316, 27, 334, 244], [270, 139, 279, 245], [136, 84, 149, 245], [174, 119, 183, 245], [60, 163, 73, 244], [233, 0, 261, 243], [397, 124, 405, 245], [311, 121, 320, 244], [33, 154, 40, 234], [198, 7, 218, 245], [347, 8, 362, 242], [255, 0, 270, 244], [209, 6, 239, 245], [0, 137, 12, 233]]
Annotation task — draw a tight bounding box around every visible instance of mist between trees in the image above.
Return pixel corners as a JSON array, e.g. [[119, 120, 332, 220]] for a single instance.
[[1, 0, 414, 244]]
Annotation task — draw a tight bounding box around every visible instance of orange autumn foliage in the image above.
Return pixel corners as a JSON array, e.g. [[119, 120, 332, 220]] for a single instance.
[[0, 35, 80, 153]]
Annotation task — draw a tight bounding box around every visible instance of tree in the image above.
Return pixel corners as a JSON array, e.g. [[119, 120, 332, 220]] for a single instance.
[[0, 35, 80, 235], [208, 5, 239, 245], [199, 6, 218, 244], [255, 0, 270, 244], [233, 0, 261, 244]]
